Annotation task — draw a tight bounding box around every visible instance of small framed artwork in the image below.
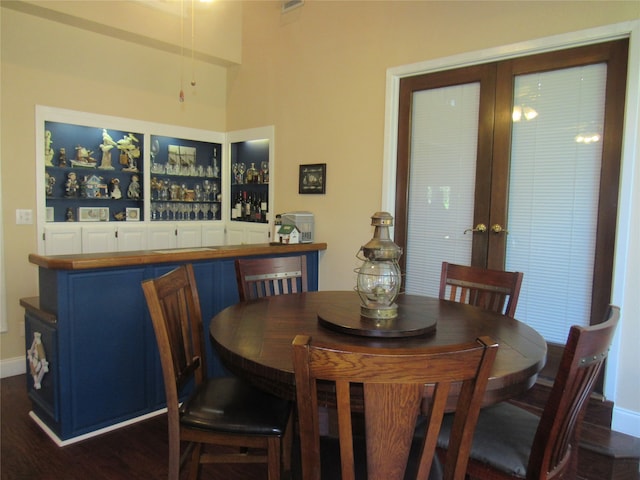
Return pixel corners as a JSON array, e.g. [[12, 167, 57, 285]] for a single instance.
[[299, 163, 326, 194], [126, 207, 140, 221], [45, 207, 54, 222], [78, 207, 109, 222]]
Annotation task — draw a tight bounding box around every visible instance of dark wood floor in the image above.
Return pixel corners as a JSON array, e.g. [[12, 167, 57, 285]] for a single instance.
[[1, 374, 268, 480]]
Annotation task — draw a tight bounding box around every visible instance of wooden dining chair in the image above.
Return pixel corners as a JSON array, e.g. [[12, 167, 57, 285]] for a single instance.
[[437, 305, 620, 480], [235, 255, 308, 301], [292, 334, 499, 480], [439, 262, 524, 317], [142, 264, 293, 480]]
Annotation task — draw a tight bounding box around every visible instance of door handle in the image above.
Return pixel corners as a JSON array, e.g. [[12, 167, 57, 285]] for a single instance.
[[491, 224, 509, 234], [464, 223, 487, 234]]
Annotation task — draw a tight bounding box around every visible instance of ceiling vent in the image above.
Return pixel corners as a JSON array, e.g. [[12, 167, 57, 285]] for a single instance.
[[282, 0, 304, 13]]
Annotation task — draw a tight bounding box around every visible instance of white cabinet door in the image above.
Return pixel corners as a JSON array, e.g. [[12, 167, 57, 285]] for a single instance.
[[246, 224, 270, 244], [147, 224, 202, 250], [225, 223, 245, 245], [116, 224, 148, 252], [176, 224, 201, 248], [147, 224, 177, 250], [43, 225, 82, 255], [201, 224, 225, 246], [225, 222, 269, 245], [81, 225, 116, 254]]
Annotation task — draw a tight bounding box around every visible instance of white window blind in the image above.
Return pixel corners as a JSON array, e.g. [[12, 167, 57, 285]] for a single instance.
[[506, 64, 607, 343], [405, 83, 479, 296]]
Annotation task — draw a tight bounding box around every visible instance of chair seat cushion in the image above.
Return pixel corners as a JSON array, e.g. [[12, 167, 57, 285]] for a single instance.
[[437, 402, 540, 478], [180, 376, 291, 436]]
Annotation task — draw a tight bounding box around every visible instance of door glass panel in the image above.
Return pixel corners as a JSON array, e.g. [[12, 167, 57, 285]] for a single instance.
[[405, 83, 479, 296], [505, 64, 607, 343]]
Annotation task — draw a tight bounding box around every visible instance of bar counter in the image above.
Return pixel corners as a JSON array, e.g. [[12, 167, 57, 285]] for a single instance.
[[29, 242, 327, 270], [23, 242, 326, 444]]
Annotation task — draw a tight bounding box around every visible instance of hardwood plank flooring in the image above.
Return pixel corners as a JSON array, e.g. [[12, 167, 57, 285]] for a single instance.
[[1, 375, 268, 480]]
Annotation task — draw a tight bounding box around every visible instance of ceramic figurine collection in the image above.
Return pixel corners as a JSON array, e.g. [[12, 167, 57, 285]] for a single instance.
[[44, 127, 143, 222]]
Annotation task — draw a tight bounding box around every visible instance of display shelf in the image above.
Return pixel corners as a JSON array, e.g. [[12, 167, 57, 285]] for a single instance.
[[36, 106, 275, 254], [149, 201, 221, 221], [44, 121, 144, 222], [229, 137, 270, 224], [149, 134, 222, 222]]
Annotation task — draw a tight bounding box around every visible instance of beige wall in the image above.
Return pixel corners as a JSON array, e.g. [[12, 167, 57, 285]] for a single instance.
[[227, 0, 639, 292], [1, 0, 639, 433]]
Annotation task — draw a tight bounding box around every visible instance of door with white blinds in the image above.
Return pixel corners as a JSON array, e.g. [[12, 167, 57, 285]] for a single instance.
[[405, 83, 478, 297], [505, 64, 606, 343], [395, 40, 627, 347]]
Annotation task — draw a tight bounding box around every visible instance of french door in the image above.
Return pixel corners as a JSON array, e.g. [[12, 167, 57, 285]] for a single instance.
[[394, 40, 628, 346]]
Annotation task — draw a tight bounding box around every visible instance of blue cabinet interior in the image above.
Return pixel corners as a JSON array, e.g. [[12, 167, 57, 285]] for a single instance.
[[45, 121, 145, 222], [25, 251, 319, 441]]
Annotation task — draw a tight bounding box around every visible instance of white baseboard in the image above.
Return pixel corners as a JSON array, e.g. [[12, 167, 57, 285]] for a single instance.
[[612, 405, 640, 439], [30, 408, 167, 447], [0, 356, 26, 378]]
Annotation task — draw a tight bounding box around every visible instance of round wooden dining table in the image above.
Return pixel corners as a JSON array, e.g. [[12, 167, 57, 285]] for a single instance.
[[209, 291, 547, 407]]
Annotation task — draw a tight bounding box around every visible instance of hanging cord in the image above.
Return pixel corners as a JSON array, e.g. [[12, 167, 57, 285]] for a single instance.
[[179, 0, 185, 102], [191, 0, 196, 87]]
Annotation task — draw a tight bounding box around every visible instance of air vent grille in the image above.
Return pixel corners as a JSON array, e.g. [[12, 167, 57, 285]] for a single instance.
[[282, 0, 304, 13]]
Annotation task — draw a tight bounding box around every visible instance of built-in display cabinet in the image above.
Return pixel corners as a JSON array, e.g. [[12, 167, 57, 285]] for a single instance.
[[36, 106, 273, 255]]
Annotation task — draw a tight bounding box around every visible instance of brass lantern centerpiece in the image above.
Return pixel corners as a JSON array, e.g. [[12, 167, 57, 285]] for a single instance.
[[355, 212, 403, 319]]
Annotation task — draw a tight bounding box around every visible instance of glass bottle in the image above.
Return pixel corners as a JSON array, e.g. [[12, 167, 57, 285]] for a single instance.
[[247, 162, 258, 184]]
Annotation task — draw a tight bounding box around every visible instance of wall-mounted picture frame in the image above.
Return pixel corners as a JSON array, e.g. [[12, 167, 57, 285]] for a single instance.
[[126, 207, 140, 221], [78, 207, 109, 222], [299, 163, 326, 194]]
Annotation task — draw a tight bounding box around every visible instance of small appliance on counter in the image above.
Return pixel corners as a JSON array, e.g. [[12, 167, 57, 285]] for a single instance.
[[273, 211, 314, 244]]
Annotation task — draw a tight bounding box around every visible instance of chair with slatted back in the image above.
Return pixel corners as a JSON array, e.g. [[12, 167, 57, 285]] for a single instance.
[[235, 255, 308, 301], [439, 262, 524, 317], [292, 334, 499, 480], [142, 264, 293, 480], [437, 305, 620, 480]]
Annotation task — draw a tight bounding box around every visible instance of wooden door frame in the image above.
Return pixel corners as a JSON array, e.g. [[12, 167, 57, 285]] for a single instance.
[[392, 38, 628, 395], [381, 21, 639, 409]]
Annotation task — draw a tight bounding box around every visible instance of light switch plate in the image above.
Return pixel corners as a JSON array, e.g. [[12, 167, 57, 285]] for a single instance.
[[16, 209, 33, 225]]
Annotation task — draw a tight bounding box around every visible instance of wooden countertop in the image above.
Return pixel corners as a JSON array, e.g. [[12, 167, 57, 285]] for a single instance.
[[29, 242, 327, 271]]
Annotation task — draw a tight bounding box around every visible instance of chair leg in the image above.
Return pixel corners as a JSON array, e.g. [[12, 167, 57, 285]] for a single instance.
[[282, 411, 294, 475], [267, 436, 282, 480], [187, 442, 202, 480]]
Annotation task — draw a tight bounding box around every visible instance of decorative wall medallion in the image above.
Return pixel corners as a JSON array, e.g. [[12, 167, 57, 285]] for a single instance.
[[27, 332, 49, 390]]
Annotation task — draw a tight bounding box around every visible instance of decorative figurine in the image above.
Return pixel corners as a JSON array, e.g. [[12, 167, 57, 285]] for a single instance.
[[127, 174, 141, 200], [110, 178, 122, 199], [44, 130, 55, 166], [113, 210, 127, 221], [99, 129, 117, 170], [80, 174, 108, 198], [71, 145, 97, 168], [65, 172, 79, 197], [45, 172, 56, 197], [65, 207, 75, 222], [58, 147, 67, 167], [117, 133, 140, 172]]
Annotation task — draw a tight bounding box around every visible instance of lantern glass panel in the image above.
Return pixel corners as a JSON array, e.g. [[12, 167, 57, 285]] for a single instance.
[[356, 260, 401, 308]]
